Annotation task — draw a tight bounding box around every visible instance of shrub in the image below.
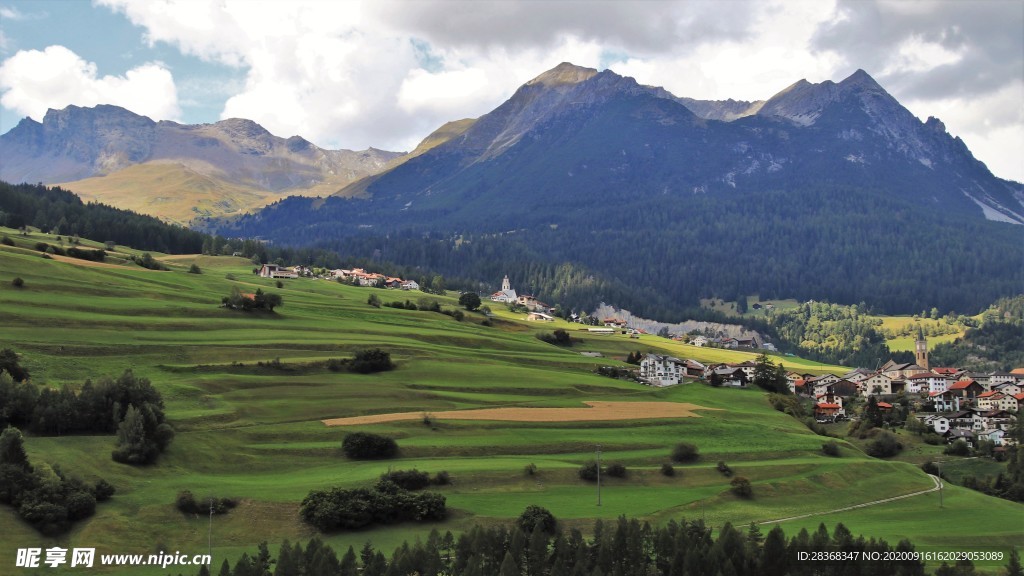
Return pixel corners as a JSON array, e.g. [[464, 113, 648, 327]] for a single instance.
[[342, 432, 398, 460], [367, 294, 381, 308], [176, 491, 238, 515], [537, 329, 573, 346], [350, 349, 394, 374], [11, 277, 24, 288], [716, 461, 733, 477], [92, 479, 116, 502], [730, 476, 753, 498], [606, 463, 627, 478], [922, 433, 943, 445], [578, 462, 600, 481], [381, 469, 431, 491], [188, 263, 202, 274], [524, 463, 538, 476], [516, 505, 556, 534], [865, 431, 903, 458], [921, 459, 939, 476], [1, 236, 13, 246], [944, 439, 971, 456], [432, 471, 451, 486], [671, 442, 700, 463], [131, 252, 167, 271], [660, 463, 676, 477], [822, 441, 841, 457]]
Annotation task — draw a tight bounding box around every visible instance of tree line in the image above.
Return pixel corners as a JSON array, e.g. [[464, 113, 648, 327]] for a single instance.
[[181, 513, 1015, 576], [0, 181, 206, 254], [0, 364, 174, 464]]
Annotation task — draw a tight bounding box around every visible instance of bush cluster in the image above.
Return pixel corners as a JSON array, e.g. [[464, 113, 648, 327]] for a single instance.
[[175, 490, 238, 515], [0, 427, 113, 535], [342, 432, 398, 460], [130, 252, 167, 270], [865, 430, 903, 458], [537, 329, 574, 347], [222, 287, 282, 312], [822, 441, 841, 457], [299, 479, 446, 532], [349, 349, 394, 374]]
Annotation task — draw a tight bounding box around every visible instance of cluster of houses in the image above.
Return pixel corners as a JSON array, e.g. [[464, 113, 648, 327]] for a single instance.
[[257, 263, 422, 290], [634, 334, 1022, 448], [330, 268, 420, 290]]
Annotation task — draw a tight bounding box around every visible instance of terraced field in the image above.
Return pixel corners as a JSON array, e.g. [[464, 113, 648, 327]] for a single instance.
[[1, 227, 1019, 574]]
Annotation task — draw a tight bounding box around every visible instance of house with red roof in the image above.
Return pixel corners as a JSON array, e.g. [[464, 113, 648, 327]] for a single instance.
[[947, 379, 984, 402]]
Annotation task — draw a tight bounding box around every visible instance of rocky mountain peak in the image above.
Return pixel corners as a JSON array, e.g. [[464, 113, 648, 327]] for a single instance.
[[526, 62, 599, 88]]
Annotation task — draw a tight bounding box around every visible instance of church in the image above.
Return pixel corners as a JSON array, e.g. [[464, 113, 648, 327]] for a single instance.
[[490, 275, 518, 303]]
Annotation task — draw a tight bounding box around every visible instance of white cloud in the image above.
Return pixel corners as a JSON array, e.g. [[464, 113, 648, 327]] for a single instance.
[[0, 45, 180, 122]]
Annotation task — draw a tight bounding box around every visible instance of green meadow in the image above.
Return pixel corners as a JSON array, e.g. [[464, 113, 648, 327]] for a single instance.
[[1, 228, 1020, 574]]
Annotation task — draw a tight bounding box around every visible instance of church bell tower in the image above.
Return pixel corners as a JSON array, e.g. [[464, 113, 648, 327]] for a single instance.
[[502, 275, 511, 292], [915, 329, 929, 370]]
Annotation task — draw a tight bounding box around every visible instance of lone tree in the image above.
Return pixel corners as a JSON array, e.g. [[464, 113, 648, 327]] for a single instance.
[[516, 505, 557, 534], [458, 292, 482, 311], [672, 442, 700, 463], [730, 476, 753, 498]]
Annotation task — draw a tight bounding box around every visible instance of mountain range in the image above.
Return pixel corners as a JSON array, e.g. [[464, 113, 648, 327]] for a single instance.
[[2, 63, 1022, 315], [0, 105, 402, 223]]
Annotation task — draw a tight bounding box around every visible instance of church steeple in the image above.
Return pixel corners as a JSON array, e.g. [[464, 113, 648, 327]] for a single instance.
[[915, 328, 929, 370], [502, 275, 511, 292]]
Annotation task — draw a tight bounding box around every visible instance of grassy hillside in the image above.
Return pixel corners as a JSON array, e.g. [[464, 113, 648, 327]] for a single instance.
[[1, 229, 1019, 574]]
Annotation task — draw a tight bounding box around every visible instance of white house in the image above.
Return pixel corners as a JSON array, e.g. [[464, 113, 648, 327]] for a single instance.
[[690, 336, 708, 347], [640, 354, 686, 387], [401, 280, 420, 291]]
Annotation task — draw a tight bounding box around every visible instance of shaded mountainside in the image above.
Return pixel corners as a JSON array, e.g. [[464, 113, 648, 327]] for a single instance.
[[0, 105, 403, 222], [217, 64, 1024, 316]]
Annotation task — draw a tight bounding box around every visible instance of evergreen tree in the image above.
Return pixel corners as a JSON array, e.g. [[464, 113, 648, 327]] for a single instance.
[[0, 426, 30, 469]]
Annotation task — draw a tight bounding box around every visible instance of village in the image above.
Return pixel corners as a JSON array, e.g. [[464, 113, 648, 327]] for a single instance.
[[256, 263, 1022, 452], [632, 333, 1023, 454]]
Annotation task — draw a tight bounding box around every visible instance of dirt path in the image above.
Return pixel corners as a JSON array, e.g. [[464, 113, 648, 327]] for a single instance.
[[759, 474, 943, 525], [322, 401, 719, 426]]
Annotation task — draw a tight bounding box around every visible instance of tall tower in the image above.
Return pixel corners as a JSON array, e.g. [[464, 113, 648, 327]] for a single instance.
[[502, 275, 511, 292], [915, 328, 929, 369]]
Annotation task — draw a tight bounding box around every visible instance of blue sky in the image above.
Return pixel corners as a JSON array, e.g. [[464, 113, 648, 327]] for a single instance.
[[1, 0, 1022, 181]]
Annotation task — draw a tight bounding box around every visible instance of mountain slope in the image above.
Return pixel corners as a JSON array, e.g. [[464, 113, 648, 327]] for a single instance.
[[218, 64, 1023, 315], [0, 105, 403, 221]]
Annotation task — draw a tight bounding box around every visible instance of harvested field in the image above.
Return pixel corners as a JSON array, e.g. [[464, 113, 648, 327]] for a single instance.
[[322, 401, 719, 426]]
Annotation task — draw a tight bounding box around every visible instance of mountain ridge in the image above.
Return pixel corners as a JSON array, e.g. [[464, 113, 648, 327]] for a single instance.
[[215, 63, 1023, 316], [0, 104, 404, 222]]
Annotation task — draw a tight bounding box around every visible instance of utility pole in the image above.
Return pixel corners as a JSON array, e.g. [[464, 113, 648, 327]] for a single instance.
[[596, 444, 602, 507], [208, 498, 214, 558], [937, 460, 943, 508]]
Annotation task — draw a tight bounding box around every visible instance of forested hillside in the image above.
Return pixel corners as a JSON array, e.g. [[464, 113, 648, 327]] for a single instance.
[[0, 181, 205, 254]]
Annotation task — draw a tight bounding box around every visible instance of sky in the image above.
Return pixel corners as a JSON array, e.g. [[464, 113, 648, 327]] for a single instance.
[[0, 0, 1021, 182]]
